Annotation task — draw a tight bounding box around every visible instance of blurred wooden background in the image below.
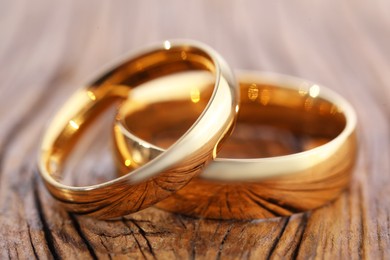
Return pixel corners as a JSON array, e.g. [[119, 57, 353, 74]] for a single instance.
[[1, 0, 389, 259]]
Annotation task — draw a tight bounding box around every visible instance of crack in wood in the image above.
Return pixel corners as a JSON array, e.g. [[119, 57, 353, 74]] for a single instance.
[[121, 218, 148, 259], [32, 177, 60, 259], [27, 223, 39, 260], [189, 220, 200, 260], [68, 213, 98, 260], [121, 217, 157, 259], [266, 216, 290, 259], [358, 184, 367, 259], [128, 219, 157, 259], [292, 213, 309, 259], [99, 237, 113, 260], [215, 223, 234, 260]]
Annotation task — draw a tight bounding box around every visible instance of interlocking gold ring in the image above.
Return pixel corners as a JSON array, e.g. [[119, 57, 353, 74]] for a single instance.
[[38, 40, 239, 219], [114, 71, 357, 219]]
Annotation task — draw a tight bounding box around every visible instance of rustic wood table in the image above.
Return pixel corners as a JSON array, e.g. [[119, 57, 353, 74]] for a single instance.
[[1, 1, 389, 259]]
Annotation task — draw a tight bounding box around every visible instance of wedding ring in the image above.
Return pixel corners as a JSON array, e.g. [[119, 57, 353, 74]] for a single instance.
[[38, 40, 239, 219], [114, 71, 357, 219]]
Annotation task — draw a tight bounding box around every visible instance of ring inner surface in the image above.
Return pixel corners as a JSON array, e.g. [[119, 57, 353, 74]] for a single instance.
[[43, 47, 216, 181], [122, 76, 346, 159]]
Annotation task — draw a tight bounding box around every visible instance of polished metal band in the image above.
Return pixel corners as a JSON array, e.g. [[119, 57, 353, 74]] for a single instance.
[[38, 41, 239, 219], [114, 71, 357, 219]]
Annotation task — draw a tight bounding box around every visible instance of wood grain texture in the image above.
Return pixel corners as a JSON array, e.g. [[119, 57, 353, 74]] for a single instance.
[[0, 0, 389, 259]]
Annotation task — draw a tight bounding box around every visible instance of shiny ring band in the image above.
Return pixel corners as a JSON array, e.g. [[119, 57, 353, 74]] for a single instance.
[[38, 40, 239, 219], [114, 71, 357, 220]]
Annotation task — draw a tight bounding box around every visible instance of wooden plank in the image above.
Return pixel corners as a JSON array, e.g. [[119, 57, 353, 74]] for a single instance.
[[0, 0, 389, 258]]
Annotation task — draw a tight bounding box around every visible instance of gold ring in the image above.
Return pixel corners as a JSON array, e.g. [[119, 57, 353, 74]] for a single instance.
[[38, 40, 239, 219], [114, 71, 357, 219]]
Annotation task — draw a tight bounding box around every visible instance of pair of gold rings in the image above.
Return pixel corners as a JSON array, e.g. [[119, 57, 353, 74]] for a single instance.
[[38, 40, 357, 220]]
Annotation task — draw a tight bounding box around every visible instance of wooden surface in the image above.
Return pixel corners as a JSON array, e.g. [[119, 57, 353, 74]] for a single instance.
[[1, 0, 389, 259]]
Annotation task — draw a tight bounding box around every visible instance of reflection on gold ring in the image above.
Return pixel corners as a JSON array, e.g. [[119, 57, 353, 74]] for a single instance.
[[37, 41, 239, 219]]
